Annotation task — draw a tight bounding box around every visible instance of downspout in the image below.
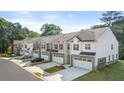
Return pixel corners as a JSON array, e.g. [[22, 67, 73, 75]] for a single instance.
[[39, 42, 41, 58]]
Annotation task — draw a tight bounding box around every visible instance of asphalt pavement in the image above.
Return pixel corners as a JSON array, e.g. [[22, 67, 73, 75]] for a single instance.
[[0, 59, 42, 81]]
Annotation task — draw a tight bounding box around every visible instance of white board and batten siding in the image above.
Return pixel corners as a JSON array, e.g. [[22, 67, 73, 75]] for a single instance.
[[95, 28, 119, 65]]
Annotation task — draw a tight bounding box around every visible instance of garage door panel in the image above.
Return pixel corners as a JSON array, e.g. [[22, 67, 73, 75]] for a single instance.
[[52, 56, 63, 64], [20, 51, 23, 55], [41, 55, 49, 61], [33, 53, 39, 58], [73, 60, 92, 70], [25, 52, 29, 56]]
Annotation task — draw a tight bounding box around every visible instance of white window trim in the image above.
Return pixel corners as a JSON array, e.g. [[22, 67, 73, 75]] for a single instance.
[[73, 44, 79, 51], [85, 44, 91, 50]]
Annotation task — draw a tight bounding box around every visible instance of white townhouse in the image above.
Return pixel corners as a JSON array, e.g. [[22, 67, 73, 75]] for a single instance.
[[13, 27, 119, 70], [13, 40, 22, 55], [68, 27, 118, 70], [14, 38, 34, 56]]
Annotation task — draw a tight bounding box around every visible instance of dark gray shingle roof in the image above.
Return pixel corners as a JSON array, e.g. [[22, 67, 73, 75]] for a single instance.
[[76, 27, 109, 41], [18, 27, 110, 44]]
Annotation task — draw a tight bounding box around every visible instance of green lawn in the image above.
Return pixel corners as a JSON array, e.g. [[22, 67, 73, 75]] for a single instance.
[[74, 60, 124, 81], [44, 66, 65, 73], [30, 62, 46, 66]]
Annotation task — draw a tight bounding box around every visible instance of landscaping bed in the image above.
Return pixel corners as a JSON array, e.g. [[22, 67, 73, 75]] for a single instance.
[[30, 61, 49, 66], [34, 72, 43, 77], [73, 60, 124, 81], [44, 65, 65, 73]]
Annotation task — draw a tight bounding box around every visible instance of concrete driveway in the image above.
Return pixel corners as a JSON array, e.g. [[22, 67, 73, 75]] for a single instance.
[[37, 62, 61, 70], [51, 67, 90, 81]]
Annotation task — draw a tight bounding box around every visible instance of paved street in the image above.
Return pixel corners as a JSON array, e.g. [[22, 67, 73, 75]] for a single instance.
[[0, 59, 42, 81]]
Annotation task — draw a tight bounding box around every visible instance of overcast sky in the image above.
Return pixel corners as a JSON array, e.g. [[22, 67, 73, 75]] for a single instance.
[[0, 11, 105, 33]]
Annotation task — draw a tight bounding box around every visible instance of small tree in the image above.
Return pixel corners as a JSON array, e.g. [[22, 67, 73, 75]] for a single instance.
[[40, 23, 62, 36]]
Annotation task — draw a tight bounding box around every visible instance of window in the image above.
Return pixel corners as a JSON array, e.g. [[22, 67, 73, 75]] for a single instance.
[[73, 44, 79, 50], [33, 42, 39, 50], [42, 44, 46, 49], [85, 44, 91, 50], [111, 44, 113, 50], [47, 43, 51, 50], [112, 54, 114, 61], [59, 44, 63, 50], [54, 44, 58, 50], [51, 44, 53, 50], [25, 45, 27, 48], [108, 55, 111, 61], [67, 44, 70, 50], [116, 54, 118, 59], [36, 41, 39, 50], [33, 44, 36, 50]]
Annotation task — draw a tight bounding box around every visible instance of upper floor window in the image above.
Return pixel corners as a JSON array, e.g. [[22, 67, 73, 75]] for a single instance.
[[36, 41, 39, 50], [47, 43, 51, 50], [33, 44, 36, 50], [111, 44, 113, 50], [67, 44, 70, 50], [51, 44, 53, 50], [33, 42, 39, 50], [73, 44, 79, 50], [59, 44, 63, 50], [25, 45, 27, 48], [42, 44, 46, 49], [54, 44, 58, 50], [85, 44, 91, 50]]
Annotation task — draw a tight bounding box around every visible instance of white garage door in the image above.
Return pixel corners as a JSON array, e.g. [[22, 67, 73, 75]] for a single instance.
[[41, 54, 49, 61], [73, 60, 92, 70], [25, 52, 29, 56], [20, 51, 23, 55], [33, 53, 39, 58], [52, 56, 64, 64]]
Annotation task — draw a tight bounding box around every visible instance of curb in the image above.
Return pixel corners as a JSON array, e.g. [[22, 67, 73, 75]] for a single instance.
[[12, 61, 48, 81], [1, 58, 48, 81]]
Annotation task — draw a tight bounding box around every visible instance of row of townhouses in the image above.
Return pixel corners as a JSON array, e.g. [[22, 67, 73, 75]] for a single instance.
[[13, 27, 119, 71]]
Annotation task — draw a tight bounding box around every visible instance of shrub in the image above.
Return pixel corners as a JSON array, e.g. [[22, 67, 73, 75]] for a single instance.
[[31, 58, 44, 63]]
